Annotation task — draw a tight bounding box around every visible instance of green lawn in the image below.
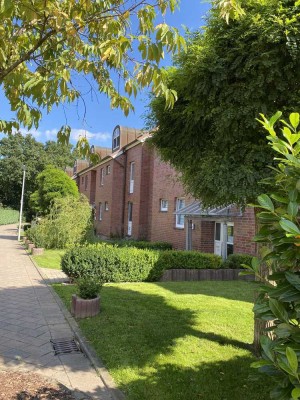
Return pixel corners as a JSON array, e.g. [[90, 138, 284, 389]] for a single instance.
[[54, 281, 272, 400], [0, 207, 19, 225], [33, 249, 65, 269]]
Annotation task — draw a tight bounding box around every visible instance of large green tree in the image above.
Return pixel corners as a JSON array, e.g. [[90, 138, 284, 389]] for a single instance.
[[0, 133, 45, 211], [30, 166, 79, 214], [0, 0, 185, 157], [148, 0, 300, 207], [0, 132, 76, 212]]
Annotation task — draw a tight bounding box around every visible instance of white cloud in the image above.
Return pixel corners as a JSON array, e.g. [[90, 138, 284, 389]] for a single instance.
[[12, 127, 42, 139], [11, 127, 111, 146], [70, 128, 111, 143]]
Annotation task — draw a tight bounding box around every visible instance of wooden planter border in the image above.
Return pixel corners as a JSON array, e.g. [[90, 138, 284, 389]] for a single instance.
[[159, 268, 254, 282], [71, 295, 100, 318]]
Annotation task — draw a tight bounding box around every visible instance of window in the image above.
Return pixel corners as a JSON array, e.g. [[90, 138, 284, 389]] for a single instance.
[[112, 126, 120, 150], [176, 198, 185, 228], [160, 199, 168, 212], [81, 176, 84, 184], [106, 165, 111, 175], [100, 168, 104, 186], [98, 202, 103, 221], [215, 223, 221, 241], [84, 175, 88, 191], [105, 201, 109, 211], [129, 162, 135, 193]]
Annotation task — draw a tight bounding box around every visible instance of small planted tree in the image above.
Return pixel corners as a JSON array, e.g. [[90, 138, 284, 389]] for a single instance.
[[244, 112, 300, 400], [30, 195, 92, 249]]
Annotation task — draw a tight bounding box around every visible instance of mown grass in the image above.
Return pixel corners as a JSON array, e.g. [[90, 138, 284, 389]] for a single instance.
[[32, 249, 65, 269], [54, 281, 272, 400], [0, 207, 19, 225]]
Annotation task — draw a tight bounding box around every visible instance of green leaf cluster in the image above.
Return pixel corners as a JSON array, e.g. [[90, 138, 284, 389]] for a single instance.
[[248, 113, 300, 400], [0, 0, 185, 156], [30, 166, 79, 215], [0, 133, 76, 216], [148, 0, 300, 207], [28, 194, 92, 249]]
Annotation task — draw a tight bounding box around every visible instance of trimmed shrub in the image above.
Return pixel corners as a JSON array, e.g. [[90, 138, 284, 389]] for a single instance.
[[149, 250, 223, 281], [76, 276, 103, 299], [114, 240, 172, 251], [61, 243, 160, 282], [61, 245, 222, 282], [221, 253, 253, 269]]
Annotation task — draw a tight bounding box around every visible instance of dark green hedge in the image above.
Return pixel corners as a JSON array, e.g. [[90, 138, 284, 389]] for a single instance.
[[61, 244, 223, 282], [221, 253, 253, 269], [61, 244, 160, 282], [108, 239, 172, 251], [148, 250, 223, 281]]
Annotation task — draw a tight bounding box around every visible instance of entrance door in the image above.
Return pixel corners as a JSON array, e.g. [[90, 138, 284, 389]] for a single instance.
[[214, 222, 234, 259], [128, 202, 133, 236]]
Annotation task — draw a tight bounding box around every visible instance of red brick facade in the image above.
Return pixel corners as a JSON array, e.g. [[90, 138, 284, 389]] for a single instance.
[[75, 126, 257, 256]]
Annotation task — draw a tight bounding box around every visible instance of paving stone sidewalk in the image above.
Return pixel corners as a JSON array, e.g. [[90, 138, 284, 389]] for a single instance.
[[38, 267, 69, 284], [0, 224, 117, 400]]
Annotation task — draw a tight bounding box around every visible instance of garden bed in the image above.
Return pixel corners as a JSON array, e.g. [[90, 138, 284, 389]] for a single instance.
[[53, 281, 271, 400]]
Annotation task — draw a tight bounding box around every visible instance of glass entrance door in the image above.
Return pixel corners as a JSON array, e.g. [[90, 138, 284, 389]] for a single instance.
[[214, 222, 234, 259]]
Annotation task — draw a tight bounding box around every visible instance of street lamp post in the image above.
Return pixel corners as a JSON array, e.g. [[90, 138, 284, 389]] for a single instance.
[[18, 165, 26, 241]]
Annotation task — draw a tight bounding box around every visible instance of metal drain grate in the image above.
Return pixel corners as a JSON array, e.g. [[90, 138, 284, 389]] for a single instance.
[[50, 338, 81, 355]]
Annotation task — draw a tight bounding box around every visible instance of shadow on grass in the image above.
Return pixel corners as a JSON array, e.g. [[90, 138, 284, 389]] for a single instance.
[[116, 356, 270, 400], [71, 285, 270, 400], [154, 280, 258, 303]]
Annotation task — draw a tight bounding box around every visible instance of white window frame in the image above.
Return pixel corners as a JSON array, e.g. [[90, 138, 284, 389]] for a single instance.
[[176, 198, 185, 228], [160, 199, 168, 212], [105, 201, 109, 211], [100, 168, 104, 186], [129, 162, 135, 194], [98, 202, 103, 221], [106, 165, 111, 175], [112, 127, 120, 150]]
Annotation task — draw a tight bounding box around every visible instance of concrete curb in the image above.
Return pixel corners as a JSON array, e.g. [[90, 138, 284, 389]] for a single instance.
[[28, 251, 125, 400]]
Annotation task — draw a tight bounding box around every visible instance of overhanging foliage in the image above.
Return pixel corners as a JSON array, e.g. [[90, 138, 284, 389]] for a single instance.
[[148, 0, 300, 207]]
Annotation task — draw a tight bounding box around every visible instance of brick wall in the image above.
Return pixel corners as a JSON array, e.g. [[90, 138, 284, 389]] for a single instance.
[[124, 143, 144, 239], [78, 170, 92, 203], [111, 155, 126, 237], [148, 148, 194, 249], [233, 207, 257, 255], [188, 220, 215, 253]]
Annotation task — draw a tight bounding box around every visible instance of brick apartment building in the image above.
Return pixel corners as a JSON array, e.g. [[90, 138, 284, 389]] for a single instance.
[[74, 125, 256, 259]]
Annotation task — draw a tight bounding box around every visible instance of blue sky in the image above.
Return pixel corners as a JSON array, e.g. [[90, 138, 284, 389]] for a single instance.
[[0, 1, 211, 148]]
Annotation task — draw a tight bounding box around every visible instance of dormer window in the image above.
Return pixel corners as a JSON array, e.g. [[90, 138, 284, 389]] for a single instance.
[[112, 126, 120, 151]]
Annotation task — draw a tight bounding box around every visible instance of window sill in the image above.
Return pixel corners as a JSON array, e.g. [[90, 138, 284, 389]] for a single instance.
[[175, 226, 184, 230]]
